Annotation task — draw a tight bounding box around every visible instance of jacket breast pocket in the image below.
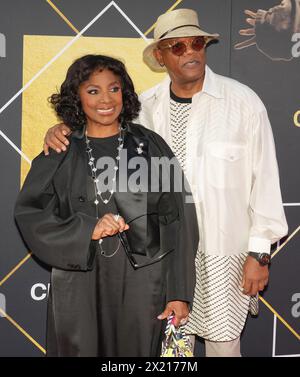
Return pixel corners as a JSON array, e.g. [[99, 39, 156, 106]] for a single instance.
[[206, 142, 247, 189]]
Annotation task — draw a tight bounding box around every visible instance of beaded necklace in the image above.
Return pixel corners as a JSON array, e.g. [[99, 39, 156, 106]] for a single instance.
[[85, 126, 124, 257]]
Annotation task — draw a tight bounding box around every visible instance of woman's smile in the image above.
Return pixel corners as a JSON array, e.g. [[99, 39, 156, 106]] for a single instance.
[[96, 107, 115, 115]]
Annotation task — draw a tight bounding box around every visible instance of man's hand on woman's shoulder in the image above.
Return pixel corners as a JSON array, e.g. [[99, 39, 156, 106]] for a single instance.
[[43, 123, 72, 155]]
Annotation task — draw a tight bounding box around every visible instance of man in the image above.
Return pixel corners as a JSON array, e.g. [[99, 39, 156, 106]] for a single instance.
[[43, 9, 288, 357]]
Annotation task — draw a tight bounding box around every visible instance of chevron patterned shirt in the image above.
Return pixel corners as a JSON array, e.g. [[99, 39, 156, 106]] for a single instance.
[[169, 89, 191, 173]]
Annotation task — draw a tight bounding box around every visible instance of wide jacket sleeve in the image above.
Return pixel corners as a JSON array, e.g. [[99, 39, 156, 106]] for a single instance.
[[149, 131, 199, 305], [248, 108, 288, 254], [14, 151, 98, 271]]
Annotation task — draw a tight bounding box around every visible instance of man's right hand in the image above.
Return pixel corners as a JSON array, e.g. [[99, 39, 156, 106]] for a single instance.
[[43, 123, 72, 155]]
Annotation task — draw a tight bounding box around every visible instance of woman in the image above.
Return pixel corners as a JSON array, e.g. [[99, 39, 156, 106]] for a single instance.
[[14, 55, 198, 357]]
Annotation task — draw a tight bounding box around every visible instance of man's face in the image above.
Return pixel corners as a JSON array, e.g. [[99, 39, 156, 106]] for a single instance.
[[154, 36, 207, 86]]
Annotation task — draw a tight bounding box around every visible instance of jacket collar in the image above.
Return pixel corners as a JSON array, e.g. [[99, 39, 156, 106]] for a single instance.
[[200, 65, 224, 99], [72, 122, 137, 140], [72, 125, 86, 140]]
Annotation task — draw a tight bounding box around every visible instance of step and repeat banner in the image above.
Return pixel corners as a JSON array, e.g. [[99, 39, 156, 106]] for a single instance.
[[0, 0, 299, 357]]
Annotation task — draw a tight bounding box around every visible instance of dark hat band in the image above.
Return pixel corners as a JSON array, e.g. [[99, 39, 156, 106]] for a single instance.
[[159, 24, 202, 39]]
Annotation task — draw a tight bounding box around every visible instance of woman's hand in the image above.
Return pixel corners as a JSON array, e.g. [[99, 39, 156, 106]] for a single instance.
[[92, 214, 129, 240], [43, 123, 72, 155], [157, 301, 189, 327]]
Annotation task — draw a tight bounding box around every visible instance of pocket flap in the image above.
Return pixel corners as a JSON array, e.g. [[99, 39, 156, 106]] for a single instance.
[[207, 142, 246, 162]]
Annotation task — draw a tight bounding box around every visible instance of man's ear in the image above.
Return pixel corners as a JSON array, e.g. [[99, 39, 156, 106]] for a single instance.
[[153, 48, 164, 67]]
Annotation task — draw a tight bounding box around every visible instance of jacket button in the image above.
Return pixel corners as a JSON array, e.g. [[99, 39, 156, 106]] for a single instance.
[[78, 196, 85, 202]]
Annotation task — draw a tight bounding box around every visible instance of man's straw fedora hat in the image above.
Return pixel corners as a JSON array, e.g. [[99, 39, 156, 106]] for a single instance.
[[143, 8, 219, 72]]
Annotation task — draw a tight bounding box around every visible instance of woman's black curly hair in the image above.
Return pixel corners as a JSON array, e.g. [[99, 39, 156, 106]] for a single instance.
[[50, 54, 141, 131]]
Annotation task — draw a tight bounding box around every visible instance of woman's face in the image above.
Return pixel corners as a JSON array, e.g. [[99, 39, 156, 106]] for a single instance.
[[78, 68, 123, 135]]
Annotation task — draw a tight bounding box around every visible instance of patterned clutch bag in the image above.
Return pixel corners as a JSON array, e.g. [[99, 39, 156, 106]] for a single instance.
[[160, 315, 194, 357]]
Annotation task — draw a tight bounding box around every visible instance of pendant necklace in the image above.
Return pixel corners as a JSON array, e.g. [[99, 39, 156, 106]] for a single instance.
[[85, 125, 124, 258]]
